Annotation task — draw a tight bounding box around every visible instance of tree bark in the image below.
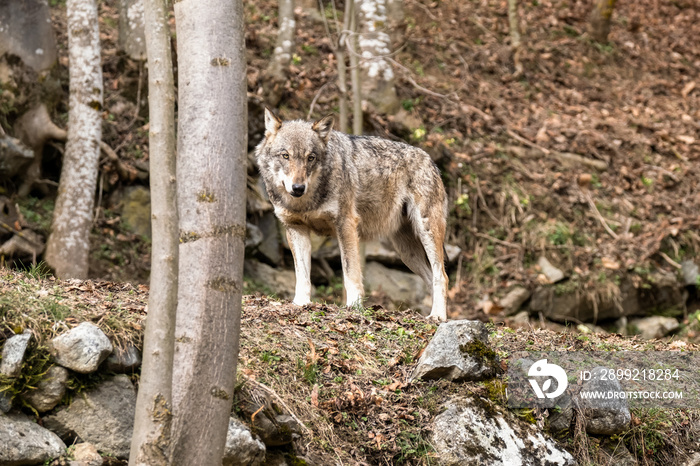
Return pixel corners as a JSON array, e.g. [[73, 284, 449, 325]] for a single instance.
[[129, 0, 177, 463], [169, 0, 247, 464], [118, 0, 147, 60], [506, 0, 523, 75], [349, 7, 363, 135], [44, 0, 102, 279], [264, 0, 296, 107], [336, 0, 353, 133], [588, 0, 617, 43], [355, 0, 399, 115]]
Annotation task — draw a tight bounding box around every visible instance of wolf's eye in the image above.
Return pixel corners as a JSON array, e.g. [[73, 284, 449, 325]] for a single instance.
[[281, 152, 289, 159], [307, 154, 316, 162]]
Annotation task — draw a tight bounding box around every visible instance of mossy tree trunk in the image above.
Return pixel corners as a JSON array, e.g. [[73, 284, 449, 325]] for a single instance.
[[588, 0, 617, 43], [44, 0, 102, 279], [169, 0, 247, 464], [129, 0, 177, 462]]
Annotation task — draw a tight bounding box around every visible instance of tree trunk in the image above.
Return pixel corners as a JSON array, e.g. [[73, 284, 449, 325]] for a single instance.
[[355, 0, 399, 115], [349, 7, 363, 135], [588, 0, 617, 43], [169, 0, 247, 464], [129, 0, 177, 462], [264, 0, 296, 107], [336, 0, 353, 133], [118, 0, 147, 60], [506, 0, 523, 75], [44, 0, 102, 279]]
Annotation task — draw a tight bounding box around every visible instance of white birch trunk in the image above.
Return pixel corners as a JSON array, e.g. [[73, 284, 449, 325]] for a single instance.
[[268, 0, 295, 80], [129, 0, 177, 462], [170, 0, 247, 464], [355, 0, 399, 114], [44, 0, 102, 279]]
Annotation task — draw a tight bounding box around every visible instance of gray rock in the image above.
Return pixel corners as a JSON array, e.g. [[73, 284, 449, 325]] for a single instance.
[[104, 345, 141, 373], [578, 366, 631, 435], [410, 320, 496, 382], [682, 260, 699, 287], [364, 261, 428, 306], [22, 365, 69, 413], [548, 393, 574, 433], [50, 322, 113, 373], [244, 260, 303, 300], [0, 0, 58, 72], [501, 287, 531, 316], [365, 240, 400, 265], [0, 412, 66, 465], [0, 330, 32, 377], [253, 414, 303, 447], [538, 256, 565, 283], [684, 452, 700, 466], [509, 311, 530, 329], [630, 316, 679, 340], [430, 398, 576, 466], [245, 222, 264, 249], [43, 375, 135, 459], [256, 212, 282, 265], [602, 442, 637, 466], [223, 417, 266, 466]]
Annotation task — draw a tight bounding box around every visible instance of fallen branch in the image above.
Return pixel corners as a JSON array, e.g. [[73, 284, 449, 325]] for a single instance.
[[506, 141, 608, 171], [583, 190, 619, 240]]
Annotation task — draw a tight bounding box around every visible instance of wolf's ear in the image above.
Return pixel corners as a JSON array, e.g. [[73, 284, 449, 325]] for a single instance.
[[264, 107, 282, 138], [312, 114, 334, 142]]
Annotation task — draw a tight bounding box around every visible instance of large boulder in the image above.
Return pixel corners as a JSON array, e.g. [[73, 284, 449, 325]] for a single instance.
[[430, 397, 576, 466], [411, 320, 496, 382], [50, 322, 113, 373], [43, 375, 135, 458], [0, 412, 66, 465]]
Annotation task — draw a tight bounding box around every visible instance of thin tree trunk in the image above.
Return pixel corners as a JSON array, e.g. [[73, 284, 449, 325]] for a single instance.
[[129, 0, 177, 462], [354, 0, 399, 114], [336, 0, 353, 133], [588, 0, 617, 43], [169, 0, 247, 464], [349, 7, 362, 135], [507, 0, 523, 75], [264, 0, 295, 107], [44, 0, 102, 279]]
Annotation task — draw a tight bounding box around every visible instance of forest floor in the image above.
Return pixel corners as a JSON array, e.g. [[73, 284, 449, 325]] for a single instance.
[[1, 269, 699, 465], [15, 0, 696, 325]]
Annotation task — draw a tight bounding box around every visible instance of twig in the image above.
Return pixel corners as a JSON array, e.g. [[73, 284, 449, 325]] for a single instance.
[[507, 129, 550, 154], [584, 190, 619, 240], [658, 251, 681, 269], [506, 142, 608, 171], [307, 82, 332, 120], [472, 230, 521, 249], [240, 373, 313, 437], [132, 60, 144, 125], [475, 178, 502, 226]]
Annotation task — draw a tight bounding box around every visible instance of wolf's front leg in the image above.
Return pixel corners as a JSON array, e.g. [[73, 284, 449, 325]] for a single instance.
[[286, 225, 312, 305], [336, 217, 364, 308]]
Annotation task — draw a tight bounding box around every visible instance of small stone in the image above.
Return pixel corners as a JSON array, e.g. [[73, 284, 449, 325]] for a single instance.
[[22, 365, 69, 413], [0, 330, 32, 377], [0, 393, 11, 413], [103, 345, 141, 373], [72, 442, 102, 466], [50, 322, 113, 373], [681, 260, 699, 287], [538, 256, 565, 283], [509, 311, 530, 329], [444, 244, 462, 264]]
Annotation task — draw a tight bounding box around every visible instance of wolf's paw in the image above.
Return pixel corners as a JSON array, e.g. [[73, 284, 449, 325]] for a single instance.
[[427, 312, 446, 323], [292, 297, 312, 306]]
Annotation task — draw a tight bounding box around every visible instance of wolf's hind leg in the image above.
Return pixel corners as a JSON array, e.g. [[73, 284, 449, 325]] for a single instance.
[[286, 225, 312, 305], [388, 220, 433, 286], [411, 205, 448, 321]]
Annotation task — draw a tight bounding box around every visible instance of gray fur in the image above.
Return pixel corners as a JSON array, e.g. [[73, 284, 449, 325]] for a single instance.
[[256, 108, 449, 320]]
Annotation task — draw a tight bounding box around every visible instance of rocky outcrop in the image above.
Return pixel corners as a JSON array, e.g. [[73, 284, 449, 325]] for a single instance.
[[44, 375, 136, 458], [579, 367, 631, 435], [223, 418, 266, 466], [430, 398, 577, 466]]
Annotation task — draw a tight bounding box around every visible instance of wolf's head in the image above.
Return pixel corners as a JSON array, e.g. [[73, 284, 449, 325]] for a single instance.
[[256, 108, 334, 200]]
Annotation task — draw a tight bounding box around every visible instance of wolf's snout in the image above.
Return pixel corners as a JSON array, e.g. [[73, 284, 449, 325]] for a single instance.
[[291, 184, 306, 197]]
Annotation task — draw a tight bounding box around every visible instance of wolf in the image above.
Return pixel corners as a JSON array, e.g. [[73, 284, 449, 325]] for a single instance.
[[255, 108, 449, 321]]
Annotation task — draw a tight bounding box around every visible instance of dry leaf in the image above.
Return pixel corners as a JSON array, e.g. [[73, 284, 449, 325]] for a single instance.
[[601, 257, 620, 270]]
